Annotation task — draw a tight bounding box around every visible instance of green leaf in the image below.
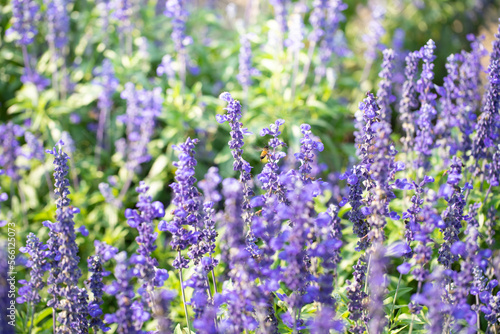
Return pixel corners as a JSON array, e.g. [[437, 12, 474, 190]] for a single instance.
[[34, 308, 53, 325]]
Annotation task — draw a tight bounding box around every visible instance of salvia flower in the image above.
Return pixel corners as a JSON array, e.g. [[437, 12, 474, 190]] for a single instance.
[[362, 4, 385, 63], [154, 289, 177, 333], [376, 48, 396, 125], [45, 141, 86, 333], [437, 156, 466, 268], [367, 245, 388, 334], [45, 0, 70, 50], [346, 256, 368, 333], [7, 0, 40, 45], [0, 122, 26, 181], [237, 34, 260, 90], [269, 0, 289, 39], [17, 233, 50, 306], [117, 83, 163, 173], [294, 123, 324, 183], [105, 251, 150, 332], [218, 178, 259, 333], [258, 119, 287, 202], [315, 0, 348, 79], [87, 254, 111, 332], [159, 138, 201, 269], [125, 182, 167, 305], [414, 40, 438, 172], [398, 51, 421, 154], [185, 265, 216, 333], [24, 131, 45, 162]]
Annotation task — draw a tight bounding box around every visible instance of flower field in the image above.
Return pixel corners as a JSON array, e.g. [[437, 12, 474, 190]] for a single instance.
[[1, 0, 500, 333]]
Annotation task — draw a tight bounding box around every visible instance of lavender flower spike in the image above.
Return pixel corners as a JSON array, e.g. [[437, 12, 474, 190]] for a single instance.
[[237, 34, 260, 91], [45, 141, 87, 333], [377, 49, 396, 125], [414, 40, 438, 172]]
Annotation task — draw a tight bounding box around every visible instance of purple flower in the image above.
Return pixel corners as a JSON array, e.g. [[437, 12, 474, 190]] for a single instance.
[[45, 141, 86, 332], [377, 49, 396, 124], [17, 234, 50, 306], [105, 251, 149, 332], [7, 0, 40, 45], [159, 138, 201, 269], [362, 4, 385, 62], [398, 51, 421, 154], [117, 83, 163, 173], [45, 0, 70, 50], [414, 40, 438, 171], [346, 256, 368, 333], [126, 181, 166, 307], [367, 245, 388, 334], [294, 123, 324, 183], [237, 34, 260, 89], [0, 122, 28, 181]]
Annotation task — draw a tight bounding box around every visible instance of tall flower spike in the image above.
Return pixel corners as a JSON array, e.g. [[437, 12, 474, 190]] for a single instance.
[[367, 245, 388, 334], [414, 40, 438, 172], [315, 0, 348, 80], [17, 234, 50, 307], [377, 49, 396, 125], [237, 34, 260, 90], [159, 138, 201, 269], [7, 0, 40, 45], [164, 0, 191, 84], [472, 22, 500, 162], [346, 256, 368, 334], [94, 59, 118, 164], [457, 35, 486, 159], [45, 141, 87, 333], [295, 123, 324, 184], [125, 182, 167, 307], [87, 241, 117, 333], [104, 251, 150, 332], [0, 122, 26, 181], [218, 178, 259, 333], [399, 51, 421, 156], [217, 92, 256, 250], [258, 119, 287, 202], [437, 156, 466, 268]]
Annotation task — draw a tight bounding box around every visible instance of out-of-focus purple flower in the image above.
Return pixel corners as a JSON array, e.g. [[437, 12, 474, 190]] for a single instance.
[[414, 40, 437, 171], [157, 54, 176, 80], [367, 245, 388, 334], [159, 138, 201, 269], [153, 289, 176, 333], [45, 0, 70, 50], [116, 83, 163, 173], [94, 59, 118, 160], [315, 0, 348, 79], [346, 256, 368, 333], [105, 251, 149, 332], [484, 205, 498, 246], [0, 122, 28, 181], [218, 178, 259, 333], [237, 34, 260, 90], [185, 264, 216, 333], [285, 13, 304, 53], [24, 131, 45, 162], [456, 36, 486, 158], [0, 246, 14, 334], [310, 306, 344, 333], [269, 0, 289, 39], [164, 0, 190, 52], [198, 167, 222, 205], [7, 0, 40, 45], [377, 49, 396, 124], [399, 51, 421, 154], [20, 71, 50, 90], [362, 4, 385, 62], [69, 112, 81, 124], [410, 270, 447, 333], [112, 0, 133, 35]]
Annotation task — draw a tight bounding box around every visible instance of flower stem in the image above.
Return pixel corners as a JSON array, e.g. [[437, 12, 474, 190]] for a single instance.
[[178, 257, 191, 334], [389, 272, 402, 324]]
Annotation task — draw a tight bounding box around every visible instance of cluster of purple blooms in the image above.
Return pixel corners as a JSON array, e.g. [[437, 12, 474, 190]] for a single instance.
[[4, 1, 500, 333]]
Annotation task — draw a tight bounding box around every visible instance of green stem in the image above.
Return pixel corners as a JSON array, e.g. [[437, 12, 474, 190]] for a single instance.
[[178, 255, 191, 334], [389, 273, 403, 325], [28, 304, 34, 334]]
